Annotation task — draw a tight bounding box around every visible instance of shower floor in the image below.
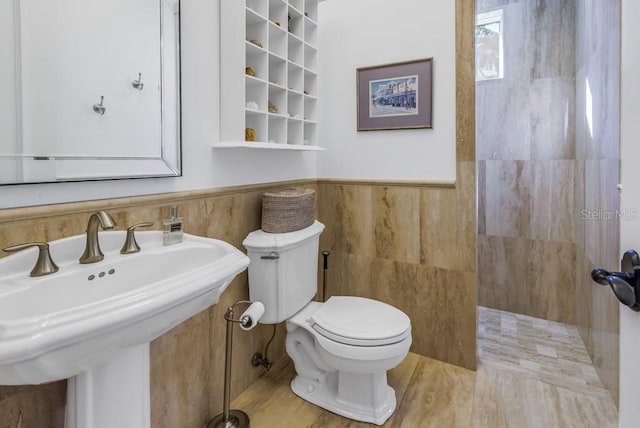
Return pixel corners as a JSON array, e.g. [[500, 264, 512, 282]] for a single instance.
[[478, 306, 610, 399]]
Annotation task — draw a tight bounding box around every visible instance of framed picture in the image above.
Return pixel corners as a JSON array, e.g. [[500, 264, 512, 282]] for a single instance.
[[357, 58, 433, 131]]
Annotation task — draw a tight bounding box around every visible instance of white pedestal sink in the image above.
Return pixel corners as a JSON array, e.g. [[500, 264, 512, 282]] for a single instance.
[[0, 231, 250, 428]]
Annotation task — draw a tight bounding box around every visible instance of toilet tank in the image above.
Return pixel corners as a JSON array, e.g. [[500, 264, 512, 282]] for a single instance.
[[242, 221, 325, 324]]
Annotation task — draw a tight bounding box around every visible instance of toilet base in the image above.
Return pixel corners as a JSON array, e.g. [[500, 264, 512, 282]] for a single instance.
[[290, 374, 396, 426]]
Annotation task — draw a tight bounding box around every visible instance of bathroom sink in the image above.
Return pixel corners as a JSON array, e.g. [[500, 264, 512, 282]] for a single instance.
[[0, 231, 249, 385]]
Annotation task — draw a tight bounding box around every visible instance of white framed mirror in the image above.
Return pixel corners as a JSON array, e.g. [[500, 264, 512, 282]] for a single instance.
[[0, 0, 181, 185]]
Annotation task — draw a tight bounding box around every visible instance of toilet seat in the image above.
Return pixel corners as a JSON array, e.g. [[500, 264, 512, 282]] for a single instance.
[[311, 296, 411, 346]]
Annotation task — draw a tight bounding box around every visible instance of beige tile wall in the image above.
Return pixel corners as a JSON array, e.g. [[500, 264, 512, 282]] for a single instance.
[[316, 179, 476, 370], [0, 176, 477, 426], [0, 183, 308, 428]]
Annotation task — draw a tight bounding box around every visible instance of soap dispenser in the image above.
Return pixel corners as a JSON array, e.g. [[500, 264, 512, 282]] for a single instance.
[[163, 206, 183, 245]]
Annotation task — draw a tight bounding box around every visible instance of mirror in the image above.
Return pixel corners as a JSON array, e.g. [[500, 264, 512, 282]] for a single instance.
[[0, 0, 181, 185]]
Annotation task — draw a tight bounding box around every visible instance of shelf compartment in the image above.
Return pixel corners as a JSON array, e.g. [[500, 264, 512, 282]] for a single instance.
[[269, 0, 287, 28], [287, 118, 303, 145], [245, 110, 267, 142], [304, 44, 317, 71], [268, 53, 287, 87], [268, 115, 287, 144], [303, 121, 317, 146], [245, 76, 268, 112], [288, 6, 304, 40], [303, 69, 317, 96], [287, 92, 303, 119], [268, 84, 287, 116], [303, 96, 317, 121], [304, 18, 318, 46], [246, 6, 267, 25], [288, 34, 304, 66], [246, 16, 267, 50], [287, 62, 304, 92], [268, 23, 287, 58], [246, 42, 268, 80], [246, 0, 268, 18], [304, 0, 318, 22], [288, 0, 304, 15]]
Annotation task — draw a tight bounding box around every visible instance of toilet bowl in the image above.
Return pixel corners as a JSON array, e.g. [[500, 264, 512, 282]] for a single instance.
[[286, 297, 411, 424], [243, 221, 412, 425]]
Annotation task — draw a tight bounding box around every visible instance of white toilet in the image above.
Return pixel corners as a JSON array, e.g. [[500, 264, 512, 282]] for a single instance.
[[243, 221, 412, 425]]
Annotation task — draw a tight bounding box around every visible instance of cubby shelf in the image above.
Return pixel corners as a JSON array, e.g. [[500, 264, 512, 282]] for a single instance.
[[220, 0, 323, 150], [212, 141, 325, 151]]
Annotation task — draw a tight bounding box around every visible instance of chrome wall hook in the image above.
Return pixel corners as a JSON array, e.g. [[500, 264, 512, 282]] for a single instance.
[[93, 96, 106, 115], [132, 73, 144, 90]]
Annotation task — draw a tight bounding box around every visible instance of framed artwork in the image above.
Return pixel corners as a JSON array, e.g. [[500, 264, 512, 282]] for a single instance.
[[356, 58, 433, 131]]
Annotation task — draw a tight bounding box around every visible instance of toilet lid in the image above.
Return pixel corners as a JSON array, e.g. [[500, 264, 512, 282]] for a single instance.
[[310, 296, 411, 346]]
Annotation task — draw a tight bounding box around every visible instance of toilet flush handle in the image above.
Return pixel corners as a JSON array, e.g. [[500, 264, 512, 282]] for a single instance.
[[261, 252, 280, 260]]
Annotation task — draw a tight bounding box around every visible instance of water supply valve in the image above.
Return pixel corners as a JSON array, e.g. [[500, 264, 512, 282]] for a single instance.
[[591, 250, 640, 311]]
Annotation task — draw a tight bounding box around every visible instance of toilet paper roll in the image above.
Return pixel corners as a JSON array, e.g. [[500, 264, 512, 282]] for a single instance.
[[239, 302, 265, 331]]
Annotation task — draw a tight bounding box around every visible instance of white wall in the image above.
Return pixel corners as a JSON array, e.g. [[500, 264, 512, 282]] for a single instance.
[[619, 1, 640, 425], [2, 0, 457, 208], [1, 0, 317, 209], [0, 0, 17, 160], [317, 0, 456, 181]]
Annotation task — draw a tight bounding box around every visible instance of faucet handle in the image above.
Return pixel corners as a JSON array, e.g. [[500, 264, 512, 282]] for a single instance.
[[120, 222, 154, 254], [3, 242, 59, 277]]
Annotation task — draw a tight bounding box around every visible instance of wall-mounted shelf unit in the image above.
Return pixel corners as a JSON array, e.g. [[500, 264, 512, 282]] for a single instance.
[[211, 141, 325, 151], [219, 0, 322, 151]]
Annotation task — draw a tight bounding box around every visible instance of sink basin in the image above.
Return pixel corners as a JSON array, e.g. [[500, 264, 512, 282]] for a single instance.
[[0, 231, 249, 385]]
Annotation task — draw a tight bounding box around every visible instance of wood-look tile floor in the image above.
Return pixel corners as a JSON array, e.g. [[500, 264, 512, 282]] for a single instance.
[[230, 308, 618, 427]]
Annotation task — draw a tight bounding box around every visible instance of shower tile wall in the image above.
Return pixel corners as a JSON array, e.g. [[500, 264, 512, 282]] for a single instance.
[[575, 0, 620, 406], [477, 0, 577, 324]]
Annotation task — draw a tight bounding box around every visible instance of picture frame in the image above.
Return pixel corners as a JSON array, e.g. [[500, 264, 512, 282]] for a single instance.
[[357, 58, 433, 131]]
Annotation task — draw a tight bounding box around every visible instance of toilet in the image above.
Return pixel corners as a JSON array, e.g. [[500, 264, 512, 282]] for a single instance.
[[243, 221, 412, 425]]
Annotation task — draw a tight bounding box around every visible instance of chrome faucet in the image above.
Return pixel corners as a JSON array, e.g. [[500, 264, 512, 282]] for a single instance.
[[79, 211, 117, 264]]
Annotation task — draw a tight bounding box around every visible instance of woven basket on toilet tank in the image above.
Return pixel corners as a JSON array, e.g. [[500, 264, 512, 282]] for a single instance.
[[261, 188, 315, 233]]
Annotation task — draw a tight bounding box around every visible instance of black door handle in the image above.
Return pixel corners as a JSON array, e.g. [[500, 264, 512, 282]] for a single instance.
[[621, 250, 640, 272], [607, 276, 637, 307], [591, 267, 633, 285], [591, 249, 640, 312]]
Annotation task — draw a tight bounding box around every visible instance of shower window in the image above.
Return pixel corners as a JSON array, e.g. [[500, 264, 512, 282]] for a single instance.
[[475, 9, 504, 81]]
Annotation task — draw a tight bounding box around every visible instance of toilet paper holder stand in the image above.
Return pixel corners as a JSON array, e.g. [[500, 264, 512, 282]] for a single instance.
[[207, 300, 263, 428]]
